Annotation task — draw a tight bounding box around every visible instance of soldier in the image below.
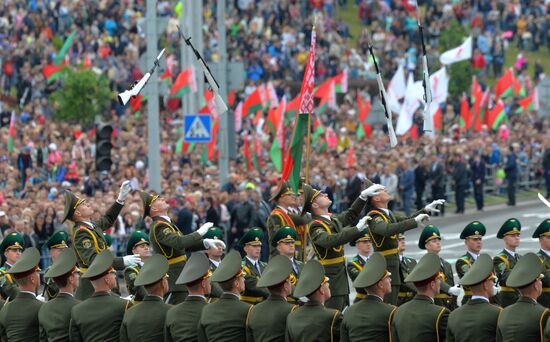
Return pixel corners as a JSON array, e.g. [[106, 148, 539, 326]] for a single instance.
[[391, 253, 450, 342], [203, 227, 224, 302], [141, 191, 224, 305], [104, 231, 122, 296], [447, 254, 501, 342], [120, 254, 171, 341], [246, 255, 297, 342], [397, 233, 417, 306], [367, 186, 441, 305], [239, 228, 269, 304], [347, 229, 372, 303], [272, 227, 303, 284], [38, 248, 80, 341], [499, 253, 549, 341], [0, 248, 42, 341], [533, 219, 550, 307], [418, 225, 462, 310], [198, 250, 252, 341], [0, 232, 24, 300], [493, 218, 522, 307], [341, 253, 396, 342], [285, 260, 342, 341], [62, 183, 141, 300], [123, 230, 151, 303], [69, 250, 131, 341], [455, 221, 485, 305], [165, 252, 212, 342], [43, 231, 69, 300], [302, 183, 382, 310]]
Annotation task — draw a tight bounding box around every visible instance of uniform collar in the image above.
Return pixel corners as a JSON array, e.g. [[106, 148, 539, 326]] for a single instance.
[[92, 291, 111, 297], [221, 292, 240, 300], [160, 215, 172, 223], [471, 295, 489, 302], [467, 251, 479, 260], [504, 248, 516, 257], [267, 295, 287, 302], [358, 254, 368, 263], [246, 256, 259, 265], [320, 214, 331, 221], [82, 220, 94, 228], [366, 294, 383, 302], [186, 294, 207, 301], [414, 294, 434, 303], [276, 206, 288, 213], [58, 292, 75, 298], [18, 291, 37, 298], [144, 295, 164, 302], [210, 259, 220, 267], [541, 249, 550, 258]]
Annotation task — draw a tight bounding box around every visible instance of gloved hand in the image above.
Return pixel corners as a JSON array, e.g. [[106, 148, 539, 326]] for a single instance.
[[448, 285, 464, 297], [424, 199, 446, 214], [196, 222, 214, 236], [492, 285, 500, 296], [123, 254, 142, 267], [204, 238, 226, 250], [36, 294, 46, 302], [117, 180, 132, 203], [414, 214, 430, 228], [360, 184, 386, 200], [355, 215, 372, 231]]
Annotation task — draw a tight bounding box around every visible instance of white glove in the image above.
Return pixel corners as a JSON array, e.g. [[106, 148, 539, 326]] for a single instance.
[[355, 215, 372, 231], [121, 294, 134, 301], [414, 214, 430, 228], [203, 238, 226, 250], [117, 180, 132, 203], [36, 294, 46, 302], [448, 285, 464, 297], [360, 184, 386, 200], [123, 254, 142, 267], [493, 285, 500, 296], [424, 199, 445, 214], [196, 222, 214, 236]]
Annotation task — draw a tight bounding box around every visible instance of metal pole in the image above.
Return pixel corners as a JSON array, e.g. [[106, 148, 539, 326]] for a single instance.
[[146, 0, 161, 193], [217, 0, 229, 187], [180, 2, 189, 115], [184, 0, 197, 114]]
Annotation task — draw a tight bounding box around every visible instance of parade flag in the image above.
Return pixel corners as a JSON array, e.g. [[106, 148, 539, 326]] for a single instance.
[[495, 69, 514, 98], [487, 100, 506, 130], [459, 94, 473, 131], [357, 93, 372, 140], [243, 133, 253, 172], [471, 77, 483, 131], [54, 31, 76, 66], [268, 99, 286, 172], [243, 87, 263, 117], [253, 132, 263, 171], [439, 36, 472, 65], [387, 63, 407, 114], [7, 111, 15, 152], [333, 69, 348, 93], [433, 107, 442, 131], [42, 64, 65, 83], [170, 67, 197, 97], [515, 94, 534, 113], [266, 82, 279, 109], [316, 79, 336, 114], [396, 73, 423, 135], [346, 146, 355, 168], [207, 118, 219, 161], [234, 102, 243, 131], [284, 94, 301, 124]]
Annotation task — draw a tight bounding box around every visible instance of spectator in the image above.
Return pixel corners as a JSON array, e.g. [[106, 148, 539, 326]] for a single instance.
[[205, 197, 220, 227], [504, 146, 518, 206], [398, 160, 415, 216], [230, 191, 255, 248], [344, 165, 362, 209], [452, 154, 469, 214], [414, 159, 429, 211], [380, 165, 398, 211], [543, 143, 550, 199], [470, 151, 486, 211]]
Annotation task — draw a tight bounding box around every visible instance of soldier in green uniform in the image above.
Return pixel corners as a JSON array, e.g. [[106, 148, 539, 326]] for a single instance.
[[123, 230, 151, 303], [239, 228, 269, 304], [342, 252, 396, 342], [38, 248, 80, 341], [62, 182, 141, 301], [397, 233, 417, 305], [247, 255, 297, 342], [493, 218, 522, 307], [498, 252, 549, 341], [391, 253, 450, 342], [165, 252, 212, 342], [69, 250, 131, 341], [104, 230, 122, 296], [198, 250, 252, 341], [0, 232, 24, 301], [419, 225, 462, 310], [120, 254, 171, 341], [366, 186, 442, 305], [347, 229, 372, 303], [302, 183, 383, 310], [141, 191, 224, 305], [203, 227, 224, 302], [272, 226, 303, 302], [533, 219, 550, 307], [285, 259, 343, 341], [447, 254, 501, 342], [0, 247, 42, 341], [455, 221, 485, 305], [42, 231, 69, 300]]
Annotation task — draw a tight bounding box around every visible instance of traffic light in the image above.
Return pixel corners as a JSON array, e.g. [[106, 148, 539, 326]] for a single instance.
[[96, 122, 113, 172]]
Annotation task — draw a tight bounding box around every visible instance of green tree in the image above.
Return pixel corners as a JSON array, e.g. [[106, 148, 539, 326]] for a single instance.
[[51, 69, 112, 126], [438, 20, 473, 98]]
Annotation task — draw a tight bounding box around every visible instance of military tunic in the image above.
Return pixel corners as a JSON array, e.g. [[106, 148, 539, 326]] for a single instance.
[[266, 207, 310, 259], [120, 295, 170, 342], [123, 265, 147, 303], [435, 257, 457, 311], [285, 300, 342, 342], [198, 293, 252, 342], [307, 197, 366, 310], [341, 294, 397, 342], [38, 292, 80, 341], [537, 250, 550, 308], [398, 255, 417, 306], [165, 295, 208, 342], [288, 258, 303, 303], [347, 254, 368, 303], [0, 263, 18, 300], [246, 295, 297, 342], [241, 257, 269, 304], [455, 253, 476, 305], [0, 292, 42, 342], [447, 298, 501, 342], [149, 216, 205, 304], [493, 250, 520, 307], [499, 297, 549, 342], [207, 260, 223, 302]]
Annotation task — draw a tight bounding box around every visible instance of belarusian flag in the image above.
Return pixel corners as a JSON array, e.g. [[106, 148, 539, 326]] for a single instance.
[[433, 107, 442, 131], [471, 77, 483, 131], [357, 93, 372, 140], [266, 82, 279, 109], [54, 31, 76, 66], [459, 94, 473, 131], [487, 100, 506, 130], [495, 69, 514, 98], [284, 95, 300, 125], [515, 94, 534, 113], [169, 67, 197, 97], [243, 133, 253, 172], [253, 132, 263, 171], [175, 137, 195, 155], [333, 69, 348, 93], [42, 64, 65, 83], [243, 87, 263, 117], [316, 79, 336, 114], [268, 99, 286, 172], [234, 102, 243, 131], [207, 117, 219, 161], [7, 111, 15, 152]]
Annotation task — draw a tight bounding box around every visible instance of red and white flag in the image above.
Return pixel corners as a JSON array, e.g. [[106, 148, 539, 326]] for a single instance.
[[299, 29, 316, 114]]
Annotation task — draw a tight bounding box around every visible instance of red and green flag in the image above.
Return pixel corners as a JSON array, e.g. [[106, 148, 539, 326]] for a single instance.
[[42, 63, 66, 83], [356, 93, 372, 140], [495, 69, 514, 99], [487, 100, 506, 130], [316, 79, 336, 114], [471, 77, 483, 131], [7, 111, 15, 152], [346, 145, 355, 168], [54, 31, 76, 66], [268, 99, 286, 172], [242, 87, 263, 117], [207, 117, 219, 161], [515, 94, 534, 113], [169, 67, 197, 98], [333, 69, 348, 93], [243, 133, 253, 172], [459, 94, 473, 131], [284, 94, 301, 125]]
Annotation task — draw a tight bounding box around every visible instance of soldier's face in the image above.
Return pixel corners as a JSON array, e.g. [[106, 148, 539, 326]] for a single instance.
[[4, 248, 22, 264], [75, 201, 94, 219], [503, 233, 520, 249], [425, 238, 441, 254], [356, 240, 372, 255], [132, 244, 151, 259], [279, 193, 297, 208], [540, 235, 550, 251], [312, 193, 332, 209], [50, 247, 65, 262], [276, 241, 295, 258], [398, 238, 406, 253], [465, 237, 483, 254]]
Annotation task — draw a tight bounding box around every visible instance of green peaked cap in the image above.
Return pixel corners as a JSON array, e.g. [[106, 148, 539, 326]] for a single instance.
[[532, 219, 550, 239], [497, 218, 521, 239], [257, 255, 293, 288], [271, 226, 297, 247], [7, 247, 40, 275], [350, 228, 371, 247], [459, 254, 493, 286], [353, 252, 388, 288], [126, 230, 150, 255], [506, 252, 544, 288], [0, 232, 24, 255], [404, 252, 440, 283], [46, 231, 69, 249], [418, 225, 441, 250], [460, 221, 486, 239], [140, 191, 159, 218], [293, 260, 325, 297], [82, 250, 114, 279], [238, 228, 264, 246], [134, 254, 169, 286], [210, 250, 243, 283], [301, 183, 322, 216], [62, 190, 83, 223], [45, 248, 77, 278], [270, 181, 294, 202], [203, 227, 224, 241], [176, 252, 211, 285]]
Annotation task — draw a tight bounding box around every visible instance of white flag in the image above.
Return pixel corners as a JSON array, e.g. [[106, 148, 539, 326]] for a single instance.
[[396, 73, 423, 135], [439, 36, 472, 65], [387, 63, 407, 114]]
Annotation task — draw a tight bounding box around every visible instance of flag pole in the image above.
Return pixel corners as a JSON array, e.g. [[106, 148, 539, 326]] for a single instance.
[[305, 109, 312, 184]]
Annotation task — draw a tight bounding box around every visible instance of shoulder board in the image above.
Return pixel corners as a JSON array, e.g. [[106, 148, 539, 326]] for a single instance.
[[130, 266, 139, 273], [496, 252, 507, 258], [351, 256, 359, 262]]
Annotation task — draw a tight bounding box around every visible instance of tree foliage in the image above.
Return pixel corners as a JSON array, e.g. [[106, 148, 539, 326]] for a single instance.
[[438, 20, 473, 98]]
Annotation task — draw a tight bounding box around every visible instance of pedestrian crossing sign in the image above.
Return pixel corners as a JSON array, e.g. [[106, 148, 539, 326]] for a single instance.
[[184, 114, 211, 143]]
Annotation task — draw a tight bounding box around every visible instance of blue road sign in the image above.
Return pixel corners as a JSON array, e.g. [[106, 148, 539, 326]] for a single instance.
[[184, 114, 211, 143]]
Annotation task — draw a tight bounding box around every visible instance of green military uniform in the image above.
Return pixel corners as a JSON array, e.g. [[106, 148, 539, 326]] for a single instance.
[[391, 253, 450, 342], [38, 248, 80, 341], [455, 221, 486, 305], [165, 252, 211, 342], [246, 255, 298, 342], [286, 260, 342, 341], [70, 250, 131, 341], [141, 192, 205, 305], [271, 226, 303, 303], [198, 250, 252, 341], [342, 252, 397, 342], [43, 231, 69, 300], [0, 248, 42, 342], [203, 228, 224, 302], [398, 249, 417, 305], [302, 184, 366, 310], [123, 231, 149, 303], [447, 254, 502, 342], [103, 232, 122, 296], [498, 253, 549, 341], [533, 219, 550, 308], [239, 228, 269, 304], [346, 229, 371, 303], [120, 254, 171, 342], [493, 218, 522, 308], [0, 232, 24, 301], [62, 191, 126, 301]]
